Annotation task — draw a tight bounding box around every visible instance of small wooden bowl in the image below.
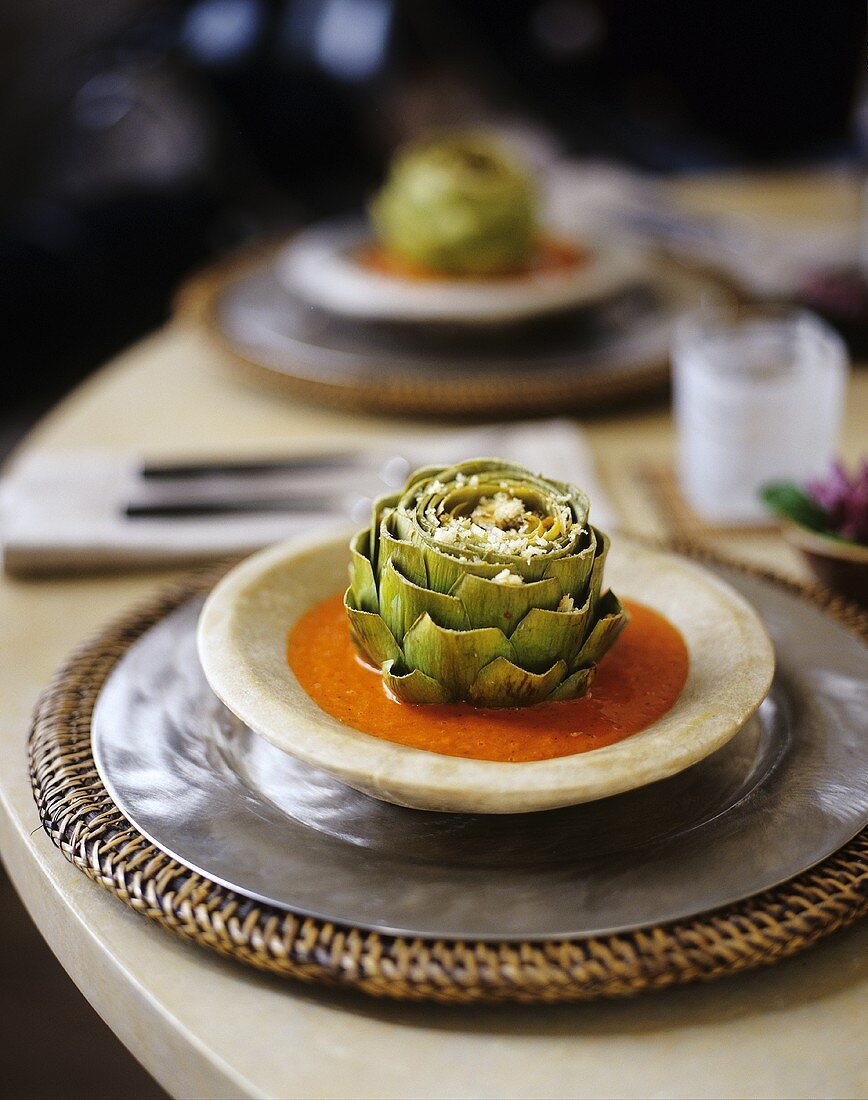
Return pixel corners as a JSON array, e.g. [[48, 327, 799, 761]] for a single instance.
[[782, 523, 868, 607]]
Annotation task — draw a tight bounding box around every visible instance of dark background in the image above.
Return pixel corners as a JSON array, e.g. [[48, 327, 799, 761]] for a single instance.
[[1, 1, 865, 415], [0, 3, 865, 1096]]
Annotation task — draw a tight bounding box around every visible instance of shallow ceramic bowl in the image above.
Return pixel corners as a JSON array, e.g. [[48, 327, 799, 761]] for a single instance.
[[277, 221, 648, 326], [782, 522, 868, 607], [197, 536, 775, 814]]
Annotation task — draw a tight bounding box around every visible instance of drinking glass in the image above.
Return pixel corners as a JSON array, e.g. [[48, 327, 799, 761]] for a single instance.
[[673, 306, 849, 523]]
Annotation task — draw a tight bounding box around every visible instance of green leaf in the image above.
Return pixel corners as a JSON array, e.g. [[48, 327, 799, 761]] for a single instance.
[[400, 463, 450, 501], [450, 572, 562, 635], [548, 664, 596, 701], [348, 529, 378, 612], [760, 482, 829, 533], [585, 527, 610, 619], [572, 591, 629, 669], [402, 614, 512, 697], [379, 560, 469, 641], [544, 530, 596, 598], [509, 599, 592, 672], [421, 543, 515, 594], [344, 589, 401, 666], [379, 524, 428, 587], [370, 493, 400, 564], [382, 660, 452, 705], [468, 657, 567, 708]]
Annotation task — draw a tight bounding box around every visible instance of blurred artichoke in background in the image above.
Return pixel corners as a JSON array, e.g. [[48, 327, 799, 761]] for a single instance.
[[370, 135, 538, 275], [344, 459, 628, 707]]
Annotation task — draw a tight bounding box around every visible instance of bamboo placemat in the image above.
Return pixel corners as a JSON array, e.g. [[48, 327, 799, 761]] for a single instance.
[[29, 549, 867, 1004]]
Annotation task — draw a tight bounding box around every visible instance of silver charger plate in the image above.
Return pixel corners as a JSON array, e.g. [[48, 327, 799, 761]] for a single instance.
[[91, 562, 868, 941]]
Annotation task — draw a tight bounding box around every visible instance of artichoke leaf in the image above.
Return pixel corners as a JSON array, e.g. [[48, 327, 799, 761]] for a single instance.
[[509, 600, 592, 673], [400, 464, 456, 501], [349, 529, 378, 612], [379, 559, 469, 641], [369, 493, 400, 563], [388, 506, 417, 545], [469, 657, 567, 708], [548, 664, 597, 701], [344, 590, 402, 666], [586, 527, 611, 618], [450, 571, 562, 635], [402, 613, 512, 697], [572, 591, 629, 669], [422, 546, 520, 594], [543, 528, 596, 598], [425, 459, 587, 512], [378, 525, 428, 588], [383, 660, 452, 705]]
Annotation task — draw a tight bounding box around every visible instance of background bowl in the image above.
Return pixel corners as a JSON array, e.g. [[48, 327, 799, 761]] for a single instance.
[[782, 522, 868, 606]]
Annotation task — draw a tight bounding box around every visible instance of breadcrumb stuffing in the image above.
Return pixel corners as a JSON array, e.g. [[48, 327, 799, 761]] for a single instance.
[[471, 492, 527, 531], [411, 481, 582, 565]]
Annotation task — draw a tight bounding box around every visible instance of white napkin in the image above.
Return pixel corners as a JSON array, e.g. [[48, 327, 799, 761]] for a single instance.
[[0, 419, 615, 576]]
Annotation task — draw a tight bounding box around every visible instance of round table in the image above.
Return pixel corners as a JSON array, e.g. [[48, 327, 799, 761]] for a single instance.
[[2, 177, 867, 1099]]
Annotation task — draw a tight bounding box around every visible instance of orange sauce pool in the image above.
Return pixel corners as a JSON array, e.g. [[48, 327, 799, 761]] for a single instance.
[[357, 237, 587, 282], [287, 596, 689, 763]]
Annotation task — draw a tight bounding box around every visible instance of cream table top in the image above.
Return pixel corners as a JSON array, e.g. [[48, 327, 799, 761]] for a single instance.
[[1, 175, 867, 1100]]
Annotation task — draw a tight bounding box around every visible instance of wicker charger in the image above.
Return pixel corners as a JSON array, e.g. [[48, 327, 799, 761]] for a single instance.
[[29, 549, 867, 1004]]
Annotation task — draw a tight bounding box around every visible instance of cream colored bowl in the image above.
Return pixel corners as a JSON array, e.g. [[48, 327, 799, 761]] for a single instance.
[[197, 536, 775, 813]]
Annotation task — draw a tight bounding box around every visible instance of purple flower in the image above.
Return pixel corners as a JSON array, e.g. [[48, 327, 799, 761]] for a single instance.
[[807, 460, 868, 544]]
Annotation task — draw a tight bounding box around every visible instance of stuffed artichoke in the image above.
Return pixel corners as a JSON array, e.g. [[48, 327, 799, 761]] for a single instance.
[[369, 134, 538, 275], [344, 459, 628, 708]]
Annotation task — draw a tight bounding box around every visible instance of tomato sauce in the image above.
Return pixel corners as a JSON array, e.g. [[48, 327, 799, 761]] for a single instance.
[[356, 237, 587, 282], [286, 595, 689, 763]]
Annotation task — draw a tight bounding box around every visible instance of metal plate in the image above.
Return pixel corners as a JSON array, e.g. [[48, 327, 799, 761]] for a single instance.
[[91, 564, 868, 941]]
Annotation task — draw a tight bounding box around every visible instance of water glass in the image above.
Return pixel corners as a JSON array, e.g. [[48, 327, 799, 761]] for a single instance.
[[673, 306, 849, 523]]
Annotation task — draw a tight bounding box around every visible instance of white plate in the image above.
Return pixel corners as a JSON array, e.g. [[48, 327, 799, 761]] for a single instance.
[[277, 220, 649, 325], [197, 535, 775, 813]]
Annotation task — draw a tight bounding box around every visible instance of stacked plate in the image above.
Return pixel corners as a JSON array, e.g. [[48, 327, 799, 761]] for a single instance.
[[91, 536, 868, 942], [198, 220, 726, 417]]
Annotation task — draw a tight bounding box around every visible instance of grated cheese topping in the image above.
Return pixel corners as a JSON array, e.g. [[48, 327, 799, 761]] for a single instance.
[[409, 486, 580, 564]]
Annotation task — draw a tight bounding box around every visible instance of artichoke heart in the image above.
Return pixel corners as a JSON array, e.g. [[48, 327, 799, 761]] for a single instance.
[[345, 459, 629, 708]]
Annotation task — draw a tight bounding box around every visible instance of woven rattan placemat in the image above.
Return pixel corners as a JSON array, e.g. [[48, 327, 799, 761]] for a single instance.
[[637, 465, 778, 542], [29, 550, 867, 1004]]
